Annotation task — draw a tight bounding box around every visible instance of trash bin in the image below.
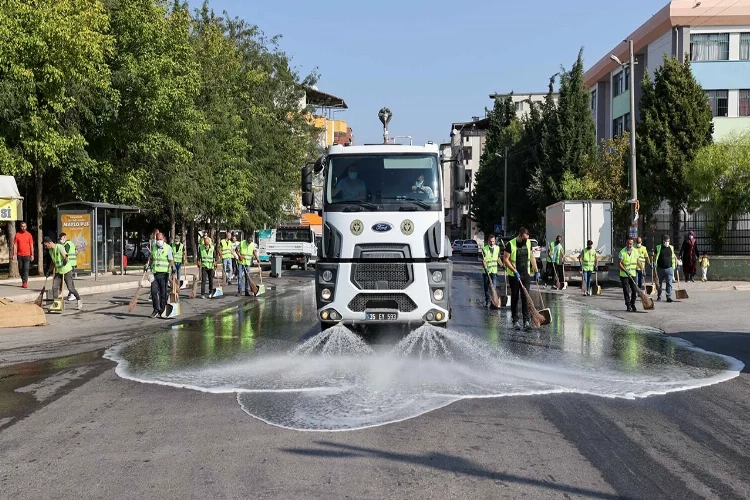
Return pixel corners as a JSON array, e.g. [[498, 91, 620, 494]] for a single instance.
[[270, 255, 283, 278]]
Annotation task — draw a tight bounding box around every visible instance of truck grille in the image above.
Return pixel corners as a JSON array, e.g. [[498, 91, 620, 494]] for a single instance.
[[352, 263, 412, 290], [347, 293, 417, 312]]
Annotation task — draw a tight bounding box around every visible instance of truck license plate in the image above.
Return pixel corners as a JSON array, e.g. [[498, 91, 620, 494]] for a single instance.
[[365, 312, 398, 321]]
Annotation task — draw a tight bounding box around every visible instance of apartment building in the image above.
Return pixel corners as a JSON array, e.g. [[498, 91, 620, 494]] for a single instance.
[[300, 86, 352, 148], [448, 117, 488, 241], [585, 0, 750, 142], [488, 92, 559, 120]]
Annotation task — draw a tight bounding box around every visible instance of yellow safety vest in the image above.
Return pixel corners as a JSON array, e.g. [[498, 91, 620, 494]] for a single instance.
[[199, 244, 215, 269], [507, 238, 533, 276], [619, 248, 638, 277], [51, 243, 72, 275], [220, 239, 233, 259], [581, 248, 596, 271], [151, 247, 171, 273], [655, 244, 677, 269], [636, 245, 648, 270], [482, 244, 500, 274], [238, 241, 255, 265]]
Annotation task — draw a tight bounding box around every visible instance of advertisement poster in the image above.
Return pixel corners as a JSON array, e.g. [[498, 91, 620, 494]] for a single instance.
[[60, 213, 92, 271], [0, 198, 20, 221]]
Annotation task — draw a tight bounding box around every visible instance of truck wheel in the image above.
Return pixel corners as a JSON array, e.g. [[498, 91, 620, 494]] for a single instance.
[[285, 263, 292, 270]]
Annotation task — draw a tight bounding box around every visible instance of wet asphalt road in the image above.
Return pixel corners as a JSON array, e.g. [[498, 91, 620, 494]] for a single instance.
[[0, 256, 749, 499]]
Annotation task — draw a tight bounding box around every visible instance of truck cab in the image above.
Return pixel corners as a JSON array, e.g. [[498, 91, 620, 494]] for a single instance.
[[302, 133, 458, 330]]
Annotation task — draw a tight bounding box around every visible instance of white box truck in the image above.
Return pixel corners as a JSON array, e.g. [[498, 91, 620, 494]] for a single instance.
[[544, 200, 614, 274]]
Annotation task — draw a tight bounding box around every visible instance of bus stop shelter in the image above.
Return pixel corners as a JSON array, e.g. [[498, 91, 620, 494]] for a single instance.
[[56, 202, 140, 280]]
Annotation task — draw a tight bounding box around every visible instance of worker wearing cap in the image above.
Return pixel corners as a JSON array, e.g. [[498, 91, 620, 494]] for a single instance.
[[146, 232, 175, 318], [481, 234, 502, 308], [220, 233, 234, 285], [197, 235, 216, 299], [236, 233, 260, 297], [44, 236, 82, 310]]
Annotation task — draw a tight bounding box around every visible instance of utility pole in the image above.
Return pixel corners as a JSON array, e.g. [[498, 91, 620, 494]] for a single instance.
[[503, 146, 508, 236], [628, 39, 638, 238]]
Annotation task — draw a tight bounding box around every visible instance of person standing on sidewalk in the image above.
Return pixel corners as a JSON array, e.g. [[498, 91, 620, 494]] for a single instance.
[[481, 234, 501, 308], [12, 221, 34, 288], [170, 235, 186, 285], [220, 233, 234, 285], [680, 231, 699, 282], [551, 235, 565, 289], [635, 236, 650, 291], [59, 233, 78, 301], [197, 234, 216, 299], [43, 236, 82, 310], [503, 227, 540, 331], [146, 232, 174, 318], [700, 252, 710, 282], [231, 233, 240, 279], [618, 237, 639, 312], [236, 234, 260, 297], [579, 240, 597, 296], [655, 235, 676, 303]]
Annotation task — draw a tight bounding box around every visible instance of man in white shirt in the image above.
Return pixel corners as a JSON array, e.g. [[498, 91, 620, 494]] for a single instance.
[[412, 174, 435, 199], [333, 165, 366, 200]]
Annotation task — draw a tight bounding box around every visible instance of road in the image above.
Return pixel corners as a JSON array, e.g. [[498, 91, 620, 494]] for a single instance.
[[1, 256, 748, 499]]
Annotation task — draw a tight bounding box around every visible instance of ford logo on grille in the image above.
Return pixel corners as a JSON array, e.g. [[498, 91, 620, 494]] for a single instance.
[[372, 223, 392, 233]]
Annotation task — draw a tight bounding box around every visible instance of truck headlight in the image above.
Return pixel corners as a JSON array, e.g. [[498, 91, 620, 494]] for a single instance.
[[433, 288, 444, 301], [322, 270, 333, 282], [431, 270, 443, 283], [321, 288, 332, 300]]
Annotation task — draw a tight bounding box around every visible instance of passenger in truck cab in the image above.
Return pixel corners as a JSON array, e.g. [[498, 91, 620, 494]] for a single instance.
[[411, 174, 435, 199], [332, 165, 366, 200]]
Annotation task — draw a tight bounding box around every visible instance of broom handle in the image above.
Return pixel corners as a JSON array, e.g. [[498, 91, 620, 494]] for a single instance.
[[536, 279, 546, 309]]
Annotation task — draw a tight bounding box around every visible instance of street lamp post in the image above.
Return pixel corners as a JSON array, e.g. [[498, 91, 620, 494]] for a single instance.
[[495, 149, 508, 236], [610, 39, 638, 237]]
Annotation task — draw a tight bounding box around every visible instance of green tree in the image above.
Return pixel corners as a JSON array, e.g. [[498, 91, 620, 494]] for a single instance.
[[638, 55, 714, 241], [687, 132, 750, 253], [471, 94, 521, 235], [0, 0, 115, 267]]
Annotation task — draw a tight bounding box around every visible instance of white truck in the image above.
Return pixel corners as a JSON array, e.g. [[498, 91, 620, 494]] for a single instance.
[[301, 109, 459, 330], [544, 200, 614, 274], [265, 225, 317, 271]]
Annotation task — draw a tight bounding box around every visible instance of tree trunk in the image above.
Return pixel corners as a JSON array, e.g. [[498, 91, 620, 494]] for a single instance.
[[187, 221, 194, 262], [169, 204, 176, 241], [7, 221, 19, 278], [670, 202, 681, 246], [35, 166, 44, 276]]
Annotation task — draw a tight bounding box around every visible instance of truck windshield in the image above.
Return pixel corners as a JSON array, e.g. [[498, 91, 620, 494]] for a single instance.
[[325, 154, 441, 211], [276, 229, 311, 242]]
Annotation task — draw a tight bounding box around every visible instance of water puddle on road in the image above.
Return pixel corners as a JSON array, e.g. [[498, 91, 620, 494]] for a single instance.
[[104, 298, 744, 431]]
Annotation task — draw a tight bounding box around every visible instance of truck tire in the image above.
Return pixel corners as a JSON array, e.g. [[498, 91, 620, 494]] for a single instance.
[[285, 263, 292, 270]]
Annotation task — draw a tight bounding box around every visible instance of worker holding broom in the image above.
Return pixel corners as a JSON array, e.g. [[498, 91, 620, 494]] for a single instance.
[[236, 234, 260, 297], [503, 227, 540, 331], [43, 236, 82, 311], [618, 237, 640, 312], [146, 232, 175, 318], [635, 236, 650, 291], [220, 233, 234, 285], [481, 234, 502, 308], [197, 234, 217, 299], [579, 240, 598, 296], [655, 234, 676, 303]]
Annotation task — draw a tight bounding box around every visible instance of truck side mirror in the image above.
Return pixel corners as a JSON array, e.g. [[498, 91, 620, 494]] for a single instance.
[[301, 165, 313, 207], [454, 163, 466, 191]]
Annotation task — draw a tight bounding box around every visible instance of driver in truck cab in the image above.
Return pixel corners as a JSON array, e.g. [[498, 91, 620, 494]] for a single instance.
[[412, 174, 435, 199], [332, 165, 366, 200]]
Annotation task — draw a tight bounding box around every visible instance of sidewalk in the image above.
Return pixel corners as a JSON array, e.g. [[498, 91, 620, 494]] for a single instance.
[[0, 265, 265, 304]]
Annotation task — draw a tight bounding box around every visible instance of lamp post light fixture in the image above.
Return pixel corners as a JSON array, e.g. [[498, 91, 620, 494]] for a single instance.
[[611, 39, 639, 236]]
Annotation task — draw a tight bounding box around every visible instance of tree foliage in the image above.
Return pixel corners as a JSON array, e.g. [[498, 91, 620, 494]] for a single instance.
[[687, 132, 750, 253], [637, 55, 713, 238]]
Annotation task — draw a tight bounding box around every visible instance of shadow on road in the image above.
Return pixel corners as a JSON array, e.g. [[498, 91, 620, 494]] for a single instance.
[[282, 441, 625, 499]]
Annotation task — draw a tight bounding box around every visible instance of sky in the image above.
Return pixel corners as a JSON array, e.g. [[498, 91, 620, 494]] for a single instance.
[[188, 0, 668, 145]]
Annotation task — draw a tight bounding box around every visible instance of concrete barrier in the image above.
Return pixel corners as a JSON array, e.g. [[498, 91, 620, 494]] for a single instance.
[[701, 256, 750, 281]]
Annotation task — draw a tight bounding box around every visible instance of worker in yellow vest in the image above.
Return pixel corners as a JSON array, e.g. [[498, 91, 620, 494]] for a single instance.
[[236, 234, 260, 297], [579, 239, 598, 296], [503, 227, 540, 330], [43, 236, 82, 310], [618, 236, 640, 312], [197, 234, 217, 299], [481, 234, 502, 308], [635, 236, 650, 291], [146, 232, 175, 318], [59, 232, 78, 301], [220, 233, 234, 285]]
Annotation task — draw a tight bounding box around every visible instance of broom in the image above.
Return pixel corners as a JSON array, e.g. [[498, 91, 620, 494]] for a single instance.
[[646, 265, 657, 295], [500, 272, 509, 307], [255, 261, 266, 296], [594, 270, 601, 295], [128, 271, 149, 313], [534, 279, 552, 325], [519, 280, 547, 327], [629, 274, 654, 309], [675, 270, 689, 299], [485, 268, 500, 308], [246, 265, 259, 296]]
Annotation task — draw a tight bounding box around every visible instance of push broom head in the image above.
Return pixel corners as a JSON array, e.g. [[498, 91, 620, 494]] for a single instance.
[[520, 282, 548, 327]]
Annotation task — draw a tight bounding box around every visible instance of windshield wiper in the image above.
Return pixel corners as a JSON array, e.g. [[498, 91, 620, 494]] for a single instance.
[[382, 197, 431, 209], [337, 200, 380, 211]]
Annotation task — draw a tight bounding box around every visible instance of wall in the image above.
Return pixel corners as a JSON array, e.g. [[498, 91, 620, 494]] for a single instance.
[[702, 256, 750, 281], [612, 90, 631, 119], [713, 116, 750, 140], [648, 29, 673, 75], [691, 61, 750, 91]]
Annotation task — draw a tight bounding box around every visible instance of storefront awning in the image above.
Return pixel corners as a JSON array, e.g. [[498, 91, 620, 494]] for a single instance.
[[301, 213, 322, 227]]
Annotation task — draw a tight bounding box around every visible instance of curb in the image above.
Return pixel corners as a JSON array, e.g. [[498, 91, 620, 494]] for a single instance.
[[1, 280, 142, 304]]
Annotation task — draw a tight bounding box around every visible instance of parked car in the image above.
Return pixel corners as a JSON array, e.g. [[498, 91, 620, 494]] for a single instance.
[[452, 240, 464, 253], [461, 239, 479, 256], [125, 242, 151, 261]]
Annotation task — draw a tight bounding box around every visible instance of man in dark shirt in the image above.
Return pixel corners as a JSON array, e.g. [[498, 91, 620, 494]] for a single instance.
[[654, 234, 676, 303], [503, 227, 540, 331]]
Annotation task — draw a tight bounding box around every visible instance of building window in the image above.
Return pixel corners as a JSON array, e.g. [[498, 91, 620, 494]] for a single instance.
[[706, 90, 728, 117], [740, 90, 750, 117], [741, 33, 750, 60], [624, 67, 630, 91], [624, 113, 631, 132], [613, 72, 624, 97], [591, 89, 597, 111], [462, 146, 472, 161], [515, 101, 524, 112], [613, 117, 624, 137], [690, 33, 729, 61]]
